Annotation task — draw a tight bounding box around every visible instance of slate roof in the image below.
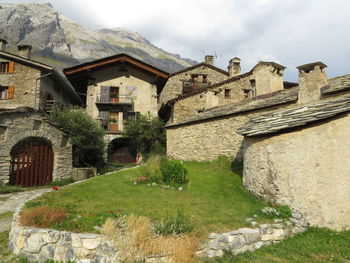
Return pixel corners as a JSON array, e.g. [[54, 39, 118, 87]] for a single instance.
[[166, 87, 299, 128], [321, 74, 350, 95], [168, 61, 287, 105], [168, 62, 229, 77], [237, 96, 350, 137]]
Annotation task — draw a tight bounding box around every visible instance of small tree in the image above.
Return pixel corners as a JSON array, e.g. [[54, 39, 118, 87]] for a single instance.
[[123, 114, 166, 158], [49, 107, 105, 167]]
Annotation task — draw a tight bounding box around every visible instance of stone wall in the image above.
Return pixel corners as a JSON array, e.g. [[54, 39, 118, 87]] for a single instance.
[[0, 62, 40, 109], [198, 213, 307, 258], [167, 103, 293, 162], [0, 109, 74, 185], [172, 75, 253, 123], [159, 65, 228, 109], [243, 113, 350, 230], [9, 188, 308, 263]]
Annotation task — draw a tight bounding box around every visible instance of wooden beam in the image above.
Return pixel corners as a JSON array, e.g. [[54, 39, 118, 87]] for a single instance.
[[65, 56, 168, 78]]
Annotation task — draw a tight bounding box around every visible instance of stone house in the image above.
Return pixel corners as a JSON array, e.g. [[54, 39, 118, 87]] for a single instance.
[[0, 107, 74, 186], [165, 59, 298, 161], [158, 55, 231, 120], [63, 53, 169, 163], [237, 63, 350, 230], [0, 39, 82, 111]]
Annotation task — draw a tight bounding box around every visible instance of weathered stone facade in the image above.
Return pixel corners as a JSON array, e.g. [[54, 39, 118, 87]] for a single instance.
[[166, 88, 298, 161], [242, 113, 350, 230], [0, 45, 81, 111], [0, 107, 73, 185], [159, 61, 229, 111]]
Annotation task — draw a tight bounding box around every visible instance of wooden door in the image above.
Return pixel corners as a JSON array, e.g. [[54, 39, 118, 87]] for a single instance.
[[10, 138, 53, 187], [110, 87, 119, 103], [108, 112, 119, 132]]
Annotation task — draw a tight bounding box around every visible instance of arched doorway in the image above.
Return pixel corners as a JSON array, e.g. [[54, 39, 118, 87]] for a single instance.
[[108, 138, 137, 164], [10, 137, 54, 187]]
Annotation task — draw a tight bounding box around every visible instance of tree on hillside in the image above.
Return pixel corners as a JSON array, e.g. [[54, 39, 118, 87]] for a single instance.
[[49, 107, 105, 167], [123, 114, 166, 158]]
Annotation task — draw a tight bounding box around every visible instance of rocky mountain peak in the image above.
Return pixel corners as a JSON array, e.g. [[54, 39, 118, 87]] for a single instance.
[[0, 3, 196, 72]]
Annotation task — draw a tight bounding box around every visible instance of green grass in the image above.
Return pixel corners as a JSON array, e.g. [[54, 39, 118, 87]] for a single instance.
[[205, 227, 350, 263], [0, 212, 13, 220], [25, 159, 268, 235], [0, 185, 24, 194]]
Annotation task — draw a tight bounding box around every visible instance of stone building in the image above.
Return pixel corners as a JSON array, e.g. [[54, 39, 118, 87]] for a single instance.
[[158, 55, 230, 120], [0, 107, 74, 186], [237, 63, 350, 230], [165, 59, 298, 161], [64, 53, 169, 163], [0, 39, 82, 111]]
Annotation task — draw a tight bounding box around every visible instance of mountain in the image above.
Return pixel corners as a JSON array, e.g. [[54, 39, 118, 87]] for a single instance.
[[0, 3, 196, 72]]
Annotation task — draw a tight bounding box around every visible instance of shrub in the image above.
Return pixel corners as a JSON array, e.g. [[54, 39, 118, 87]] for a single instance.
[[160, 158, 187, 184], [154, 210, 194, 235], [139, 155, 162, 182], [20, 206, 67, 228], [49, 107, 105, 167], [123, 114, 166, 158]]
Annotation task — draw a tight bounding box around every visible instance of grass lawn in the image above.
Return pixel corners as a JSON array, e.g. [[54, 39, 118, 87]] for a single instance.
[[205, 227, 350, 263], [24, 159, 268, 235]]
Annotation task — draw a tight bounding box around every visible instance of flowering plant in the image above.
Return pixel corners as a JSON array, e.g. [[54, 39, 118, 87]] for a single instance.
[[51, 186, 59, 191]]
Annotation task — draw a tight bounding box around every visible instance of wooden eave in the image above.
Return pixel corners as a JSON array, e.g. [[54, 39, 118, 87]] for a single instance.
[[64, 55, 169, 79]]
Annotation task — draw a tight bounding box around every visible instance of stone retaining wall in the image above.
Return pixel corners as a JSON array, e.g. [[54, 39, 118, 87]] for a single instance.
[[197, 213, 308, 258], [9, 189, 309, 262]]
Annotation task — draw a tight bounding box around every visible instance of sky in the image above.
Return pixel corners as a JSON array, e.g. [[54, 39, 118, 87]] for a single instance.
[[2, 0, 350, 80]]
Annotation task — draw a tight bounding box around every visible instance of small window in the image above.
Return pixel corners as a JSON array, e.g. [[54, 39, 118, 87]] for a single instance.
[[224, 89, 231, 98], [0, 86, 14, 100], [0, 62, 9, 73], [0, 61, 14, 73]]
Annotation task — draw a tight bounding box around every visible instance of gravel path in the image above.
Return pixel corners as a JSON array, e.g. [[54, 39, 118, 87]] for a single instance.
[[0, 188, 51, 232]]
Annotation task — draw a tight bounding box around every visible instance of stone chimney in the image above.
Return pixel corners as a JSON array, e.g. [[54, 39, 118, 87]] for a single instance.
[[17, 45, 32, 59], [204, 55, 214, 65], [228, 57, 241, 77], [0, 39, 7, 52], [297, 62, 328, 104]]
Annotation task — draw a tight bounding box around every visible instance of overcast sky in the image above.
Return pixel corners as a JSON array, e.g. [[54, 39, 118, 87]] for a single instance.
[[2, 0, 350, 80]]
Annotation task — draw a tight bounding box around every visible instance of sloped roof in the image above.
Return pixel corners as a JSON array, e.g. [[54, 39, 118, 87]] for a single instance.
[[168, 62, 229, 77], [168, 61, 287, 105], [63, 53, 169, 78], [237, 96, 350, 137], [166, 87, 298, 128], [321, 74, 350, 95]]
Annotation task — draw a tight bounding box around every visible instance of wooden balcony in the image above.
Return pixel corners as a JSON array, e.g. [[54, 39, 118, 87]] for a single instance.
[[95, 94, 133, 111]]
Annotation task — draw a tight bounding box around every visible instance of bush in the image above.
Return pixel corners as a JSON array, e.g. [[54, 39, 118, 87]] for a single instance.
[[123, 114, 166, 158], [140, 155, 162, 182], [20, 206, 67, 228], [49, 107, 105, 167], [154, 210, 194, 235], [160, 158, 187, 184]]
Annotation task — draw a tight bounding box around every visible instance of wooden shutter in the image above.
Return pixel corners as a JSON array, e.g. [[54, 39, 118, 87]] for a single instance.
[[8, 86, 15, 99], [8, 61, 15, 73], [100, 86, 110, 102]]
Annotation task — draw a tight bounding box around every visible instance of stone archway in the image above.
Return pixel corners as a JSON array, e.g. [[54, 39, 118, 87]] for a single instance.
[[108, 138, 137, 164], [10, 137, 54, 187]]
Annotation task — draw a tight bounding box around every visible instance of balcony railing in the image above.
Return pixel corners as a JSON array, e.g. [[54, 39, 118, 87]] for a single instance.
[[96, 94, 133, 104]]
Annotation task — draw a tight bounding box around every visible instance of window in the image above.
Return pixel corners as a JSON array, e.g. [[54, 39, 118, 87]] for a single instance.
[[0, 86, 14, 100], [0, 61, 14, 73], [250, 79, 256, 99], [224, 89, 231, 98]]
